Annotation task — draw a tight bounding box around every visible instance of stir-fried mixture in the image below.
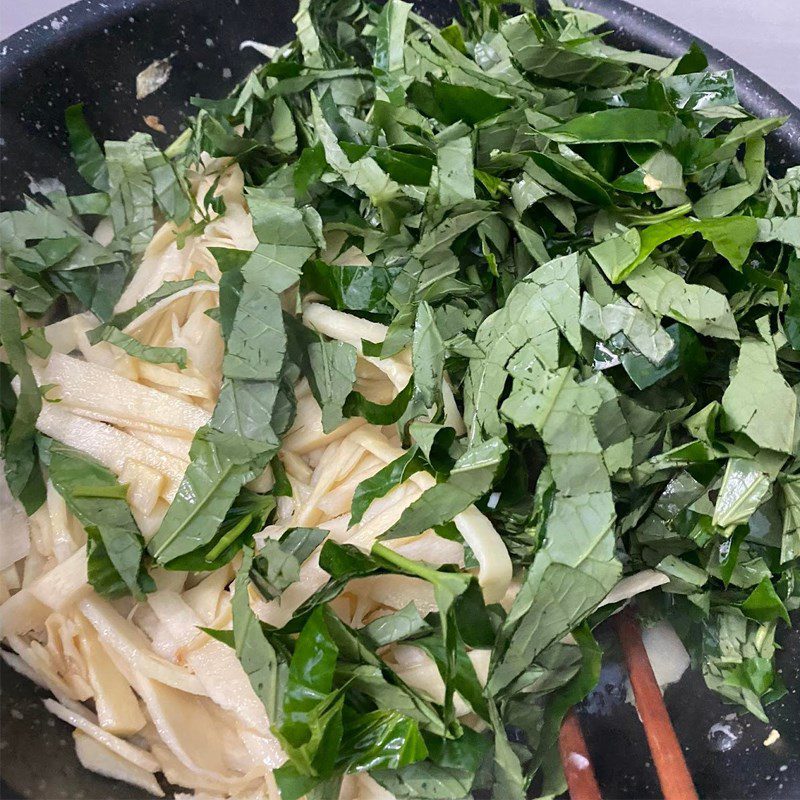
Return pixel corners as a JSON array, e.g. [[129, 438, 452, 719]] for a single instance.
[[1, 0, 799, 798]]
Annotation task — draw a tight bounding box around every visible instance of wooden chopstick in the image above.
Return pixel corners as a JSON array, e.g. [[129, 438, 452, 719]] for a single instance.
[[615, 607, 699, 800], [558, 707, 602, 800]]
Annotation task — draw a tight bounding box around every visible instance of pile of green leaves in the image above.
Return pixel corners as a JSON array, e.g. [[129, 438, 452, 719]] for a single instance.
[[2, 0, 800, 795]]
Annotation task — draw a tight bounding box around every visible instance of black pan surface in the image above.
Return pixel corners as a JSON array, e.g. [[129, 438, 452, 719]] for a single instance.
[[1, 1, 798, 798]]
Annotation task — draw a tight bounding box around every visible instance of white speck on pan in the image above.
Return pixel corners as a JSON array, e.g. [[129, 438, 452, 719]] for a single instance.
[[136, 56, 174, 100], [143, 115, 167, 134], [763, 729, 781, 747], [240, 40, 279, 58], [26, 174, 66, 196]]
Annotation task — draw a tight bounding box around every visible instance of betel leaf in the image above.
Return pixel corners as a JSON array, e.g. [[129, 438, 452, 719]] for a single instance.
[[756, 216, 800, 248], [101, 271, 214, 330], [274, 605, 344, 777], [65, 103, 110, 192], [701, 607, 781, 723], [5, 0, 800, 789], [492, 369, 621, 695], [343, 377, 415, 425], [104, 134, 156, 256], [20, 327, 52, 360], [693, 135, 765, 218], [251, 527, 328, 600], [545, 108, 685, 146], [374, 0, 412, 102], [241, 192, 322, 293], [273, 605, 428, 800], [619, 322, 704, 391], [163, 489, 276, 571], [501, 15, 630, 88], [148, 436, 272, 564], [85, 529, 145, 600], [311, 93, 400, 208], [437, 136, 476, 207], [464, 253, 582, 444], [779, 474, 800, 564], [526, 152, 612, 208], [337, 709, 428, 773], [306, 337, 358, 433], [322, 615, 449, 738], [360, 602, 432, 648], [349, 446, 424, 528], [662, 68, 736, 112], [302, 260, 401, 314], [695, 116, 786, 170], [408, 422, 456, 470], [379, 437, 506, 541], [0, 197, 125, 320], [233, 545, 288, 723], [206, 378, 284, 458], [371, 753, 479, 799], [222, 282, 286, 381], [0, 292, 46, 513], [579, 294, 674, 366], [488, 698, 525, 800], [409, 79, 513, 126], [721, 336, 796, 454], [142, 147, 193, 224], [48, 442, 153, 600], [407, 301, 445, 418], [785, 253, 800, 350], [712, 458, 772, 531], [591, 216, 759, 283], [86, 325, 188, 368], [374, 0, 411, 73], [740, 577, 791, 625], [293, 539, 488, 726], [370, 543, 484, 725], [626, 262, 739, 340]]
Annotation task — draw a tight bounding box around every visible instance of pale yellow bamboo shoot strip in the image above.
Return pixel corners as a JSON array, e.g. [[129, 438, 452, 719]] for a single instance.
[[303, 303, 392, 352], [35, 404, 186, 498], [135, 362, 213, 400], [337, 484, 423, 550], [283, 410, 366, 455], [279, 450, 314, 483], [0, 589, 50, 638], [45, 482, 81, 562], [34, 353, 211, 436], [44, 698, 160, 772], [303, 303, 466, 432], [143, 307, 182, 349], [79, 596, 207, 696], [315, 457, 385, 516], [73, 732, 165, 798], [127, 429, 193, 460], [43, 312, 99, 354], [348, 427, 511, 603], [27, 546, 89, 612], [294, 377, 313, 400], [75, 616, 147, 736], [294, 438, 366, 527]]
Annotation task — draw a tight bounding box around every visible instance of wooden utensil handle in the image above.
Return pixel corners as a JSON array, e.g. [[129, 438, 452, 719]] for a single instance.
[[615, 607, 699, 800]]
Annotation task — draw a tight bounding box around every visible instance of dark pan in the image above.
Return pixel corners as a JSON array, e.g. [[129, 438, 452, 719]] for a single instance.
[[0, 1, 798, 797]]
